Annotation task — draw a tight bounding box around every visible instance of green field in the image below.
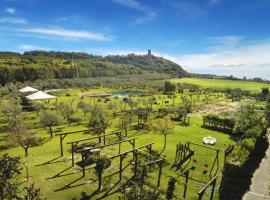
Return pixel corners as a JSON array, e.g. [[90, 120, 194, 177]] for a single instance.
[[171, 78, 269, 92], [0, 87, 235, 200]]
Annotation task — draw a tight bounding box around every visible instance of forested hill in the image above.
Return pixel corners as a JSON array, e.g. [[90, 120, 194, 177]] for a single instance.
[[0, 51, 186, 85]]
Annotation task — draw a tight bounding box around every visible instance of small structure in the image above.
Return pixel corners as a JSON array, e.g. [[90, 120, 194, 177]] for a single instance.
[[25, 91, 56, 101], [19, 86, 38, 94], [148, 49, 152, 56]]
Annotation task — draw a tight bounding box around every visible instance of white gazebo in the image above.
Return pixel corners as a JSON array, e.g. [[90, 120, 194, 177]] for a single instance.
[[19, 86, 38, 94], [25, 91, 56, 101]]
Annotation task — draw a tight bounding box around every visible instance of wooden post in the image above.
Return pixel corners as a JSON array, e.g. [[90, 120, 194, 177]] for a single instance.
[[71, 142, 74, 166], [119, 154, 123, 181], [183, 171, 189, 199], [103, 131, 106, 145], [60, 134, 64, 156], [157, 162, 163, 187], [82, 152, 85, 177], [210, 178, 217, 200], [118, 142, 121, 154], [132, 139, 135, 161], [198, 191, 203, 199], [134, 150, 138, 177], [97, 134, 100, 143], [149, 144, 152, 161]]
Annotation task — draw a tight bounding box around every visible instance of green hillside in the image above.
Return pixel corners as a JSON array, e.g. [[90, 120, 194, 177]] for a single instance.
[[0, 51, 186, 85]]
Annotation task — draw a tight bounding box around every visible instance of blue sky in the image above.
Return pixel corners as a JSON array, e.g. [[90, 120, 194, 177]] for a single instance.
[[1, 0, 270, 79]]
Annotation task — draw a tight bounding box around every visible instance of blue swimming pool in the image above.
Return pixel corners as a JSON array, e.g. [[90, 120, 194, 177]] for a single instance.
[[112, 91, 142, 98]]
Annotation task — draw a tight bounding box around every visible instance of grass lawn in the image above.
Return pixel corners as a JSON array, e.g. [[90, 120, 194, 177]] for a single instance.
[[170, 78, 270, 92], [1, 117, 232, 200], [0, 88, 234, 200]]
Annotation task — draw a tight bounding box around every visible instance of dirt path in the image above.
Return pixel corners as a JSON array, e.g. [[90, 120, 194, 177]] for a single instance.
[[243, 133, 270, 200], [190, 102, 240, 117]]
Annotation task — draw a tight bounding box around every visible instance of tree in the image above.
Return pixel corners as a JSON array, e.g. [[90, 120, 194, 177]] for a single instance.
[[94, 156, 111, 191], [164, 81, 176, 94], [1, 98, 22, 121], [228, 105, 266, 165], [77, 101, 91, 117], [147, 96, 156, 109], [261, 87, 269, 96], [107, 101, 119, 117], [150, 117, 174, 154], [127, 99, 138, 110], [23, 184, 46, 200], [158, 95, 165, 107], [234, 105, 265, 136], [265, 103, 270, 127], [39, 110, 59, 137], [69, 98, 76, 109], [118, 112, 132, 136], [0, 154, 21, 199], [88, 106, 109, 142], [55, 102, 74, 126], [181, 96, 192, 114], [32, 102, 44, 116], [168, 94, 177, 105], [0, 154, 45, 200], [10, 120, 38, 157]]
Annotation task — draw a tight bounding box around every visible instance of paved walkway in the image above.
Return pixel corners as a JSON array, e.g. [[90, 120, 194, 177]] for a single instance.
[[243, 134, 270, 200]]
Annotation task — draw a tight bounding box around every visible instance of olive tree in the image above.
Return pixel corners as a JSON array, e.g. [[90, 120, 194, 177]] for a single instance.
[[39, 110, 59, 138], [107, 101, 119, 118], [55, 102, 74, 126], [10, 120, 38, 157], [77, 101, 91, 117], [265, 102, 270, 127], [150, 117, 174, 154], [1, 98, 22, 121], [88, 105, 109, 142], [94, 156, 111, 191], [32, 102, 44, 116]]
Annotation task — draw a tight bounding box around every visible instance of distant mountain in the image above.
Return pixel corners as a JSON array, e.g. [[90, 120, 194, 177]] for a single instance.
[[0, 51, 187, 85]]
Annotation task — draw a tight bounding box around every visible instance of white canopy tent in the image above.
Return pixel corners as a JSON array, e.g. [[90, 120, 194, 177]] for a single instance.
[[25, 91, 56, 101], [19, 86, 38, 93]]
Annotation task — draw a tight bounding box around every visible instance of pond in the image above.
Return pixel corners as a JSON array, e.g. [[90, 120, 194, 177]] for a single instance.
[[112, 91, 142, 98]]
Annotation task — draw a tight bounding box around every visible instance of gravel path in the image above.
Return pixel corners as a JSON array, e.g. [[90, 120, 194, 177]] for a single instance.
[[243, 134, 270, 200]]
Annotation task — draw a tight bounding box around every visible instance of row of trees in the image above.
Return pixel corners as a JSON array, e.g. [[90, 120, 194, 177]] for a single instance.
[[202, 115, 235, 133]]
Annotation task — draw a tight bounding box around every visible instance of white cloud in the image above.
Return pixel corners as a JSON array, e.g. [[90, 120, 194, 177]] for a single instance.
[[134, 11, 156, 24], [178, 40, 270, 70], [0, 17, 27, 24], [21, 28, 112, 41], [206, 36, 242, 47], [112, 0, 147, 12], [19, 44, 50, 51], [4, 7, 16, 14]]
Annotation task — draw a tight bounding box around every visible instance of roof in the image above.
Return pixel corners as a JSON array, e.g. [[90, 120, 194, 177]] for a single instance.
[[19, 86, 38, 93], [25, 91, 56, 101]]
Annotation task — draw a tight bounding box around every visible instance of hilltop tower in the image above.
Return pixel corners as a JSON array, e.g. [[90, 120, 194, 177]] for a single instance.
[[148, 49, 152, 56]]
